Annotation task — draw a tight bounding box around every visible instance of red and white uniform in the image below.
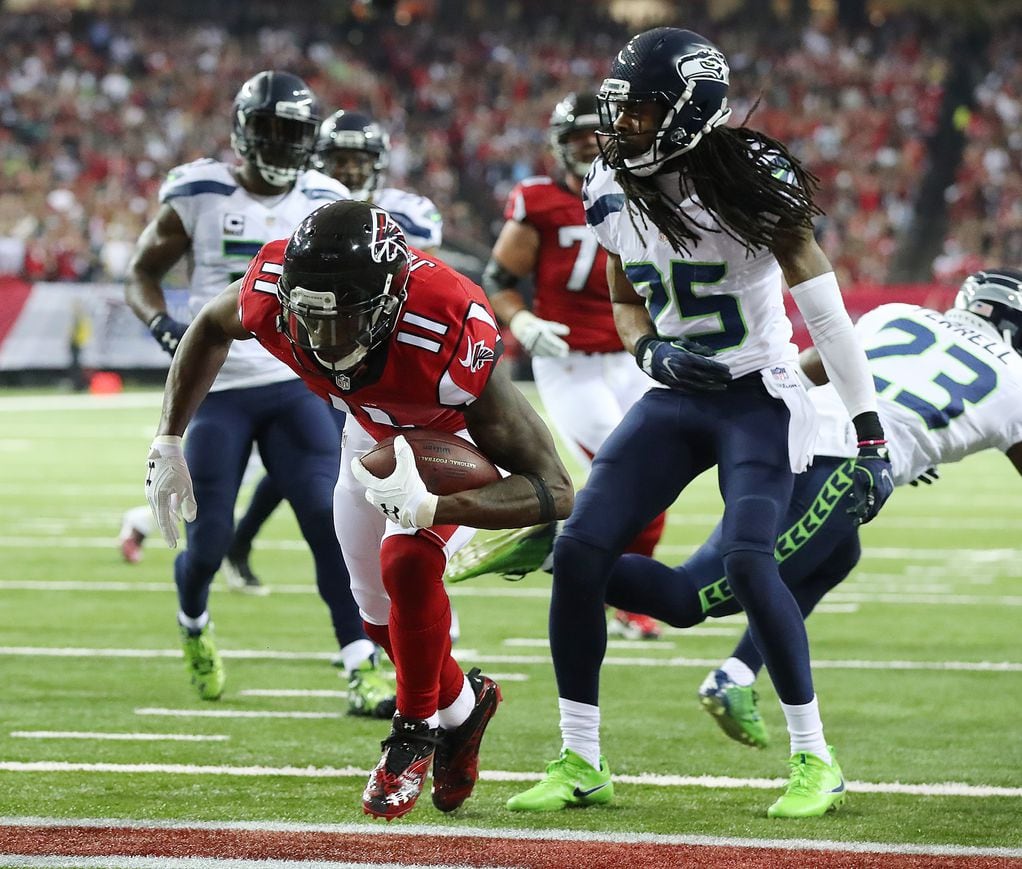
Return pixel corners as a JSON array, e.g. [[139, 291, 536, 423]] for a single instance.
[[239, 239, 502, 628], [504, 175, 653, 465]]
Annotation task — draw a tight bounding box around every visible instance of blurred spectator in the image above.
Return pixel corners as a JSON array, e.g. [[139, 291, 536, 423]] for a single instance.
[[0, 7, 1013, 286]]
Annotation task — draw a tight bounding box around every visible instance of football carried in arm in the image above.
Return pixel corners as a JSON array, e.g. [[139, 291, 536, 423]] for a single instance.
[[359, 429, 501, 495]]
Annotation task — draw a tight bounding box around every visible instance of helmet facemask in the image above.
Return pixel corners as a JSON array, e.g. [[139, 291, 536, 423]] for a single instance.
[[954, 269, 1022, 356], [314, 119, 390, 199], [278, 266, 409, 376], [596, 34, 733, 177], [233, 111, 318, 188]]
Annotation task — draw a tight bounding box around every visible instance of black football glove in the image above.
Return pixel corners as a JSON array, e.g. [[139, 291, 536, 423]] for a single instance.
[[148, 312, 188, 358], [847, 444, 894, 525], [908, 467, 940, 487], [635, 335, 732, 393]]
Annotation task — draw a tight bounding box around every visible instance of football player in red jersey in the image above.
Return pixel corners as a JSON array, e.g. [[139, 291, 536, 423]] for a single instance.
[[467, 93, 665, 640], [143, 200, 573, 821]]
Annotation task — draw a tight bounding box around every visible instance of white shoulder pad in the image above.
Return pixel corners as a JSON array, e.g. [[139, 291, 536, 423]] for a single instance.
[[158, 159, 236, 204], [296, 169, 350, 202], [375, 187, 443, 249]]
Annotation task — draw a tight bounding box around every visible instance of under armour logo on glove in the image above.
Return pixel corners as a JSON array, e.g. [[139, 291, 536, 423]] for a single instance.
[[350, 435, 439, 529], [847, 444, 894, 526], [145, 435, 197, 548], [148, 313, 188, 358]]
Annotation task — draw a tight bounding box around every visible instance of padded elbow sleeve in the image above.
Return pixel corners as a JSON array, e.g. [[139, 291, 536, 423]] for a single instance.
[[482, 257, 520, 297]]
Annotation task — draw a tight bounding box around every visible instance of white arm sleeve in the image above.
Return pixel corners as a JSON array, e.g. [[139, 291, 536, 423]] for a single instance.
[[789, 272, 877, 420]]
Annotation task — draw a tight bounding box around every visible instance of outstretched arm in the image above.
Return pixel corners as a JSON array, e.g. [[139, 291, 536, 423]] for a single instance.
[[156, 281, 252, 436]]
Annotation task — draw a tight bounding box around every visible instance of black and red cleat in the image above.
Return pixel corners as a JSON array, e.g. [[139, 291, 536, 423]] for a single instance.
[[362, 715, 440, 820], [431, 668, 502, 812]]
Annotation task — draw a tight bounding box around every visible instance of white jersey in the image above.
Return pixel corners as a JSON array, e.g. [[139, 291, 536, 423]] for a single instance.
[[159, 159, 349, 390], [812, 303, 1022, 484], [582, 159, 798, 379], [373, 187, 442, 251]]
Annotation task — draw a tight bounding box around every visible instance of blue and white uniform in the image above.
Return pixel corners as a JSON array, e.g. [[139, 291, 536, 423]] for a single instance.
[[161, 159, 366, 650], [548, 158, 875, 710], [606, 304, 1022, 672], [372, 187, 443, 251]]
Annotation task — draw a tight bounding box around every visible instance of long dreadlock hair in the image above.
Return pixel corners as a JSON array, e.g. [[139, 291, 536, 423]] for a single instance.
[[609, 117, 822, 257]]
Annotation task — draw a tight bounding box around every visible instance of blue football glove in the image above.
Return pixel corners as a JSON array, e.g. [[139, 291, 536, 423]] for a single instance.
[[847, 444, 894, 525], [635, 335, 732, 393], [148, 312, 188, 358]]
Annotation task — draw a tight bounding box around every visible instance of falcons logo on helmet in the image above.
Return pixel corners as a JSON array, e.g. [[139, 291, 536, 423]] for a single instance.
[[369, 207, 409, 264]]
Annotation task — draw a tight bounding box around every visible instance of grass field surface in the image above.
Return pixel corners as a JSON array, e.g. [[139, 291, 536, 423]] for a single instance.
[[1, 387, 1020, 862]]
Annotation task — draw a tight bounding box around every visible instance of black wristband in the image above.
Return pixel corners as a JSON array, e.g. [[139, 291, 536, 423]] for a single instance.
[[852, 411, 885, 443], [633, 333, 659, 365], [521, 472, 556, 523]]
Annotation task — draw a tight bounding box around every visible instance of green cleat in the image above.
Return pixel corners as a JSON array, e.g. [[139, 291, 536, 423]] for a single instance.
[[767, 746, 846, 818], [506, 749, 614, 812], [698, 669, 769, 749], [347, 658, 397, 719], [180, 623, 225, 701], [446, 522, 556, 584]]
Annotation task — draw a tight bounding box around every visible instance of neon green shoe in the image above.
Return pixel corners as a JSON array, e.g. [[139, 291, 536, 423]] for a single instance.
[[180, 624, 224, 701], [347, 658, 397, 720], [767, 746, 846, 818], [506, 749, 613, 812], [698, 669, 769, 749], [446, 522, 556, 584]]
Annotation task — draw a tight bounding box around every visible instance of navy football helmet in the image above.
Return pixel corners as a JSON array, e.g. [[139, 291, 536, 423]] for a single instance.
[[231, 71, 321, 188], [548, 93, 601, 178], [315, 110, 391, 199], [954, 267, 1022, 355], [278, 201, 410, 376], [596, 27, 732, 176]]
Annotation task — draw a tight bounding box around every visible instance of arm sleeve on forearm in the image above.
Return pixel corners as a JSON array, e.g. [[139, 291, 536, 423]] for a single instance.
[[789, 272, 877, 418]]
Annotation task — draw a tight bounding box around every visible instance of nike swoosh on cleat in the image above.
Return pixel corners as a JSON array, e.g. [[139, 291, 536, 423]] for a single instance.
[[573, 782, 610, 799], [829, 780, 846, 793]]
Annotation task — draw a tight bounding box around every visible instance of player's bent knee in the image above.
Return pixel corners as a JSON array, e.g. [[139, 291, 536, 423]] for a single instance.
[[721, 494, 783, 555]]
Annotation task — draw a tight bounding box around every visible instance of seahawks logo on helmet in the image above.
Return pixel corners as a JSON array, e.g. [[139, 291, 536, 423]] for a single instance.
[[676, 47, 730, 85], [368, 208, 408, 264]]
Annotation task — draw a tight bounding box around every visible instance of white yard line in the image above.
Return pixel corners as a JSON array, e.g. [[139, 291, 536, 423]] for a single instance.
[[134, 708, 343, 720], [0, 645, 1018, 672], [0, 764, 1019, 800], [9, 731, 228, 742]]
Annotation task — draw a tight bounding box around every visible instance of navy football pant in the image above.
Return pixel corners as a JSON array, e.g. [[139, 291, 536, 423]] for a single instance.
[[552, 386, 814, 708], [605, 456, 862, 675], [174, 381, 365, 648], [230, 408, 347, 555]]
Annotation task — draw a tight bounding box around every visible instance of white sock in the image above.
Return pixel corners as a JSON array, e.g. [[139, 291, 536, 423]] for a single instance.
[[178, 610, 209, 633], [437, 673, 475, 730], [720, 656, 756, 687], [337, 638, 376, 675], [558, 697, 601, 770], [123, 505, 154, 538], [425, 712, 440, 728], [779, 694, 831, 764]]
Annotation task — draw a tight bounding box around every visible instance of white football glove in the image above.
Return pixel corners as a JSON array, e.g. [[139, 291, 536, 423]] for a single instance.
[[350, 435, 439, 529], [145, 435, 197, 549], [509, 310, 570, 358]]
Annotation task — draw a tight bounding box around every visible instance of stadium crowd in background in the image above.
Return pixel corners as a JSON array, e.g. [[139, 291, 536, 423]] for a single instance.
[[1, 5, 1020, 287]]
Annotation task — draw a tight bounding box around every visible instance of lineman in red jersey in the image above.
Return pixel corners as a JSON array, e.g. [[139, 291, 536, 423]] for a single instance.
[[144, 200, 573, 820], [468, 93, 666, 639]]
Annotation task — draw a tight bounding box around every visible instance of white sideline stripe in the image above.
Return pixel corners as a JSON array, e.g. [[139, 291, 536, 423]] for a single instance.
[[238, 689, 346, 698], [0, 393, 165, 411], [135, 708, 342, 720], [3, 817, 1022, 861], [1, 646, 1019, 672], [5, 579, 1022, 608], [10, 731, 228, 742], [1, 763, 1019, 800]]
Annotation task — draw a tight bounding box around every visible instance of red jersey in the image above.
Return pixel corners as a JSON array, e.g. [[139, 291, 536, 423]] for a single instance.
[[504, 175, 622, 354], [238, 239, 503, 443]]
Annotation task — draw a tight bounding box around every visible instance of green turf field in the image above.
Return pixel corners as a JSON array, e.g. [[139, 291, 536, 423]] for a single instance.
[[1, 388, 1020, 850]]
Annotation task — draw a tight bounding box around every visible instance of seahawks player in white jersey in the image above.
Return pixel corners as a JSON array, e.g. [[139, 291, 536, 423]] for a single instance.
[[125, 70, 395, 716], [597, 268, 1022, 750], [221, 107, 458, 643], [508, 28, 893, 819], [314, 109, 443, 251]]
